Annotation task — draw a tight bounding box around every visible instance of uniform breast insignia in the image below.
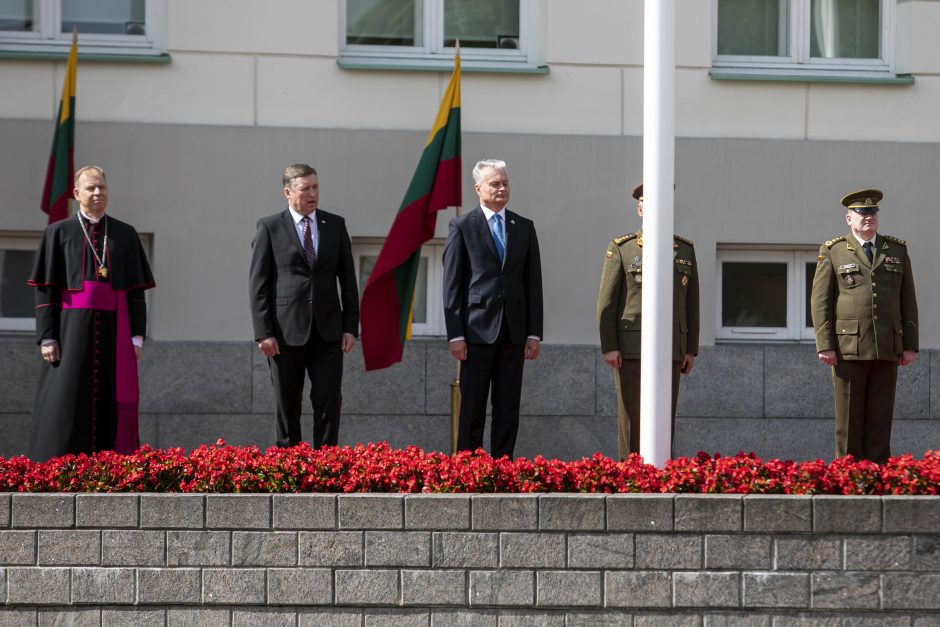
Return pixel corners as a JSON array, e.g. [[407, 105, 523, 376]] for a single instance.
[[681, 275, 688, 287], [817, 255, 825, 263], [613, 233, 638, 246], [605, 250, 614, 259], [883, 235, 907, 246], [825, 236, 846, 248], [674, 235, 694, 247], [839, 263, 858, 271], [844, 275, 856, 286], [885, 256, 901, 265]]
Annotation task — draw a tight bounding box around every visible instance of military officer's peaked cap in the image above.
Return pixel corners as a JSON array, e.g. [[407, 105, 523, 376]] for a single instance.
[[841, 188, 882, 214], [632, 183, 643, 201]]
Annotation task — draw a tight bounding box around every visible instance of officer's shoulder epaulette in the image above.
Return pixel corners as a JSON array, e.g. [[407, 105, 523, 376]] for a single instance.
[[673, 234, 694, 247], [883, 234, 907, 246], [824, 236, 846, 248], [613, 233, 637, 245]]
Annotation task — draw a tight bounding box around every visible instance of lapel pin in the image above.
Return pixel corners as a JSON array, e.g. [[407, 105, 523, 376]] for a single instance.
[[510, 219, 515, 224]]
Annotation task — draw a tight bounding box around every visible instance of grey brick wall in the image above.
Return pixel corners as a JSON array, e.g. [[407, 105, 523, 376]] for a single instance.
[[2, 493, 939, 624]]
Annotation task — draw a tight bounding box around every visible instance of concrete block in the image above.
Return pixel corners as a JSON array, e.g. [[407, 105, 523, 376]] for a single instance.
[[742, 573, 810, 608], [71, 567, 135, 604], [494, 611, 564, 626], [607, 494, 674, 531], [705, 535, 772, 570], [471, 495, 538, 531], [883, 496, 940, 533], [775, 537, 842, 570], [366, 531, 431, 567], [675, 417, 832, 462], [0, 610, 36, 627], [500, 532, 566, 568], [913, 535, 940, 570], [770, 613, 840, 627], [520, 345, 596, 416], [702, 613, 770, 627], [892, 420, 940, 459], [364, 610, 431, 627], [272, 494, 336, 530], [895, 347, 930, 419], [341, 414, 451, 454], [513, 415, 618, 461], [605, 571, 672, 608], [0, 530, 36, 564], [8, 567, 70, 604], [233, 609, 296, 627], [430, 610, 498, 627], [267, 567, 332, 605], [675, 495, 743, 532], [674, 572, 740, 608], [0, 414, 31, 459], [251, 347, 276, 414], [833, 617, 911, 627], [402, 569, 466, 606], [101, 609, 165, 627], [810, 573, 880, 609], [432, 532, 499, 568], [567, 533, 634, 569], [339, 494, 403, 529], [932, 349, 940, 419], [75, 494, 138, 528], [233, 531, 297, 567], [299, 531, 363, 566], [342, 342, 426, 415], [635, 534, 703, 569], [882, 573, 940, 609], [0, 493, 8, 527], [154, 413, 274, 451], [764, 345, 832, 418], [335, 569, 400, 605], [813, 496, 881, 533], [167, 608, 230, 627], [677, 345, 765, 418], [743, 496, 811, 532], [405, 495, 470, 530], [36, 609, 100, 626], [538, 495, 605, 531], [137, 568, 202, 604], [167, 531, 231, 566], [139, 340, 251, 413], [469, 570, 534, 606], [0, 568, 5, 603], [297, 609, 363, 627], [140, 494, 204, 529], [37, 530, 100, 565], [566, 613, 635, 627], [207, 494, 270, 529], [203, 568, 266, 605], [0, 340, 39, 413], [12, 494, 73, 528], [536, 571, 602, 607], [102, 530, 165, 566], [844, 536, 912, 570], [594, 352, 618, 417]]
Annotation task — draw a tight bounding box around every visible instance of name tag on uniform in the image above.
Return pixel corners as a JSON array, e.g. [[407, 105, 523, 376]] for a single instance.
[[885, 256, 901, 265], [839, 263, 858, 271], [675, 258, 692, 267]]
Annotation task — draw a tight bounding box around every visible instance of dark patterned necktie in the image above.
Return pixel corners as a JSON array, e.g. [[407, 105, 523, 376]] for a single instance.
[[491, 214, 505, 264], [863, 241, 873, 263], [302, 216, 317, 268]]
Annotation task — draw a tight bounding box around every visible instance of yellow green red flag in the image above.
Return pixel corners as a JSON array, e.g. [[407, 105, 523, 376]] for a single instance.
[[41, 30, 78, 224]]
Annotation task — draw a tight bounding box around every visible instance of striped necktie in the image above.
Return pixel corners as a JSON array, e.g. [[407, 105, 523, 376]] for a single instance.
[[302, 216, 317, 268]]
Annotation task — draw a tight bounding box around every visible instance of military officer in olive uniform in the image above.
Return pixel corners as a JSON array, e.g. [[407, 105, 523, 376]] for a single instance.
[[811, 189, 918, 463], [597, 183, 700, 459]]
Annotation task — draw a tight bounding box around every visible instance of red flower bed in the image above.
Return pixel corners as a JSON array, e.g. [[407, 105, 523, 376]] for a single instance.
[[1, 442, 938, 494]]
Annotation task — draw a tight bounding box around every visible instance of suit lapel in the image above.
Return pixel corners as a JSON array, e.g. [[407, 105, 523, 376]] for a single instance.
[[281, 209, 305, 260], [847, 233, 870, 269], [503, 209, 519, 266], [315, 211, 331, 269], [871, 234, 886, 271]]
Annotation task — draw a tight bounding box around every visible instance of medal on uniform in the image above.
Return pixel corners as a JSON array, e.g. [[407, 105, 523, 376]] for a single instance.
[[845, 275, 855, 286], [681, 275, 688, 287], [635, 273, 642, 284]]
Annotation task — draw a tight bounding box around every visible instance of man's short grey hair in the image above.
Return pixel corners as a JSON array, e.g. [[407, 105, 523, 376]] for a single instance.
[[472, 159, 508, 185], [283, 163, 318, 188], [74, 165, 106, 186]]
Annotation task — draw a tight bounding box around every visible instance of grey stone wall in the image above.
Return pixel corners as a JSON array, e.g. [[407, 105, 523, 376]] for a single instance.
[[1, 493, 939, 624], [1, 337, 938, 462]]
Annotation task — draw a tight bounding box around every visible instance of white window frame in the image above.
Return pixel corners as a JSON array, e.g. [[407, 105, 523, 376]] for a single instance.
[[712, 0, 895, 79], [0, 232, 40, 332], [353, 239, 446, 337], [0, 0, 165, 56], [716, 248, 819, 342], [339, 0, 543, 71]]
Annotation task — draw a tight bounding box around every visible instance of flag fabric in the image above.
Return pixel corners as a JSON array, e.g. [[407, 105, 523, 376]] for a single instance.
[[360, 56, 461, 371], [40, 30, 78, 224]]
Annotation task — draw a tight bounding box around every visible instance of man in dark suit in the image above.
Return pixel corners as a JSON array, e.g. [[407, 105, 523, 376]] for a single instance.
[[442, 159, 543, 458], [249, 164, 359, 448]]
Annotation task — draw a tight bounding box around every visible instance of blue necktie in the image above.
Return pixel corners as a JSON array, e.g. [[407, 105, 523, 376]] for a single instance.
[[491, 214, 505, 264]]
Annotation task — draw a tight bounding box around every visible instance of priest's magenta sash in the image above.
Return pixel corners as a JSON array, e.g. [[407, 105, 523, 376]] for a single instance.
[[61, 280, 139, 454]]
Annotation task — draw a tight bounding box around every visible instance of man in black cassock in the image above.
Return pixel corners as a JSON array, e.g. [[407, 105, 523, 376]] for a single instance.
[[27, 166, 155, 462]]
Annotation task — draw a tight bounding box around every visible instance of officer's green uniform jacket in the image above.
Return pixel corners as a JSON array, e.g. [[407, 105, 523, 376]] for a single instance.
[[597, 231, 700, 360], [811, 233, 918, 360]]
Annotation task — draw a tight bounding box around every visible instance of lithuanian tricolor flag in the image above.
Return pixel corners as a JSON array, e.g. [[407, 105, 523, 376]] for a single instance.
[[360, 56, 461, 371], [40, 30, 78, 224]]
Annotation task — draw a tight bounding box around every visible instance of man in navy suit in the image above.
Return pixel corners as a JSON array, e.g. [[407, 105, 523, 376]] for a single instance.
[[443, 159, 543, 458], [249, 164, 359, 448]]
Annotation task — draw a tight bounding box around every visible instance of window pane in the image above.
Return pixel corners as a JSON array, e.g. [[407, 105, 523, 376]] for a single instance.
[[444, 0, 519, 49], [0, 0, 33, 32], [811, 0, 880, 59], [717, 0, 788, 56], [721, 262, 788, 327], [357, 254, 428, 325], [347, 0, 422, 47], [0, 250, 36, 318], [805, 262, 816, 328], [62, 0, 146, 36]]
